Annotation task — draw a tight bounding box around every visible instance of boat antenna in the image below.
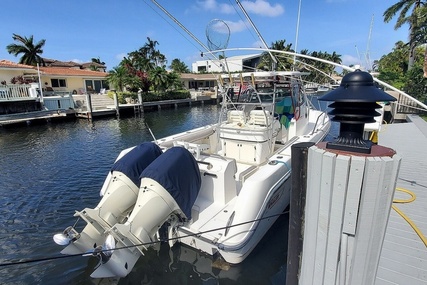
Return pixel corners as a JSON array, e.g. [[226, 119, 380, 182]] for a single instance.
[[235, 0, 278, 69], [365, 14, 374, 71], [293, 0, 302, 70], [145, 122, 158, 145]]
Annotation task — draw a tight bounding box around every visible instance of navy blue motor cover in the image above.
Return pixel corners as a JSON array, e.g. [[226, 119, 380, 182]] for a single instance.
[[111, 142, 163, 187], [140, 147, 201, 219]]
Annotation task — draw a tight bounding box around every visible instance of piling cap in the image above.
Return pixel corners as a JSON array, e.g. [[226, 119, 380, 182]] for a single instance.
[[319, 69, 396, 103]]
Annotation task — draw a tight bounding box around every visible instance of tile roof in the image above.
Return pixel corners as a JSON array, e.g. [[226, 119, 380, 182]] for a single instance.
[[0, 60, 36, 70], [38, 67, 108, 77]]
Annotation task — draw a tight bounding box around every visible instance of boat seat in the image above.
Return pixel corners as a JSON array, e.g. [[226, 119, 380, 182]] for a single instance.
[[248, 110, 271, 126], [227, 110, 246, 124], [195, 156, 237, 207]]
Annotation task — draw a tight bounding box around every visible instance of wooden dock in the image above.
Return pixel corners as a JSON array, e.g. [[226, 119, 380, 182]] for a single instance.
[[0, 110, 71, 126], [376, 114, 427, 285]]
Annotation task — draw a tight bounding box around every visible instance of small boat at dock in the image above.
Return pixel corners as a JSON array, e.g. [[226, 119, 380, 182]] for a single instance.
[[53, 70, 331, 278]]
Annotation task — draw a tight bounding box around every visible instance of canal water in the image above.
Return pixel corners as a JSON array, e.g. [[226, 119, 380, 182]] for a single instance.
[[0, 98, 334, 285]]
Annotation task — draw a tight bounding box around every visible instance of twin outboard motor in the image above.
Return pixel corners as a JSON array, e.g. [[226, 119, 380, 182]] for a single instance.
[[91, 146, 201, 278], [55, 142, 162, 254], [54, 145, 202, 278]]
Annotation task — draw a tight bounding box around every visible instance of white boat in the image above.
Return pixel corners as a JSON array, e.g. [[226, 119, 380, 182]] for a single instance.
[[53, 70, 331, 278], [317, 85, 330, 92]]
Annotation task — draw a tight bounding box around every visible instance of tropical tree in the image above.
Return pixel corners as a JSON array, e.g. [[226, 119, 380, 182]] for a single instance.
[[149, 66, 169, 92], [107, 65, 128, 92], [377, 40, 426, 97], [6, 33, 46, 66], [166, 71, 184, 90], [383, 0, 426, 69], [411, 5, 427, 77], [257, 39, 294, 71], [170, 58, 190, 73]]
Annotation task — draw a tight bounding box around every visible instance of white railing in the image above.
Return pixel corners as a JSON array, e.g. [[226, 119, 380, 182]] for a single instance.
[[0, 84, 33, 101]]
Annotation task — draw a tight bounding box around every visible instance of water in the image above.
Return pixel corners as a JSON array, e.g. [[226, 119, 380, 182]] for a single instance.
[[0, 99, 336, 285]]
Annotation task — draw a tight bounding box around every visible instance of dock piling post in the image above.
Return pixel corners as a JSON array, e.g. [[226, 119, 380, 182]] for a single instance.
[[298, 70, 399, 285], [138, 90, 144, 113], [286, 142, 315, 285], [112, 90, 119, 118], [86, 93, 93, 120]]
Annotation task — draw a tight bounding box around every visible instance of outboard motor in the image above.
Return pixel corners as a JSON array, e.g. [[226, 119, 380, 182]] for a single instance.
[[54, 142, 162, 254], [90, 146, 201, 278]]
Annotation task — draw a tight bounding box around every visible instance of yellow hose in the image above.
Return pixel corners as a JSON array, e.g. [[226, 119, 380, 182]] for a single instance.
[[392, 187, 427, 247]]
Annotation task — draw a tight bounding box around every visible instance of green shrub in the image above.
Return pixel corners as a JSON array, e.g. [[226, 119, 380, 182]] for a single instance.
[[107, 90, 190, 103]]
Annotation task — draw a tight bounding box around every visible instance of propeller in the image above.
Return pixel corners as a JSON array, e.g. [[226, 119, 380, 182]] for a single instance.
[[53, 226, 80, 246], [84, 234, 116, 264]]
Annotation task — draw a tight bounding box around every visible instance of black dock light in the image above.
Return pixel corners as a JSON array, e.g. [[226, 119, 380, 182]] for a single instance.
[[319, 69, 396, 154]]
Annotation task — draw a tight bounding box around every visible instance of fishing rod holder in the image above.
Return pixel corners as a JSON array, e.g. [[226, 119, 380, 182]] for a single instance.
[[319, 69, 396, 154]]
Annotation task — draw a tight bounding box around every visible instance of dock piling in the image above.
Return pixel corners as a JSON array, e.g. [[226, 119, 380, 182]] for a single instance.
[[113, 90, 119, 118], [86, 93, 93, 120], [286, 142, 315, 285], [296, 70, 400, 285]]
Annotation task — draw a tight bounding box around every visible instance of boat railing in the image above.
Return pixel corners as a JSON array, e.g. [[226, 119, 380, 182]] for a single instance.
[[393, 93, 427, 116], [310, 111, 329, 136]]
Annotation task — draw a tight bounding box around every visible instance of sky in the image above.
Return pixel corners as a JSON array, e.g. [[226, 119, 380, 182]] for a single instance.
[[0, 0, 409, 72]]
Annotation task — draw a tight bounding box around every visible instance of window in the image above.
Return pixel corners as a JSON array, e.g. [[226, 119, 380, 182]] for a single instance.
[[85, 79, 108, 93], [51, 78, 66, 88]]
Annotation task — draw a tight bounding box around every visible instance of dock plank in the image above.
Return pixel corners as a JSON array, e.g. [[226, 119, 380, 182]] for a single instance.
[[376, 115, 427, 285]]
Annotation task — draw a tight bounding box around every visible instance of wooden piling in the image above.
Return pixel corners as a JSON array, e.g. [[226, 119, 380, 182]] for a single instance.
[[113, 92, 119, 118], [299, 143, 400, 285], [86, 93, 93, 120], [287, 142, 315, 285]]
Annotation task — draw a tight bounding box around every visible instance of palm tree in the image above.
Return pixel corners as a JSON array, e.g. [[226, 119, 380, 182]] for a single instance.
[[257, 39, 294, 71], [411, 5, 427, 77], [6, 33, 46, 66], [383, 0, 425, 69], [107, 65, 128, 91], [149, 66, 168, 92], [169, 58, 190, 73]]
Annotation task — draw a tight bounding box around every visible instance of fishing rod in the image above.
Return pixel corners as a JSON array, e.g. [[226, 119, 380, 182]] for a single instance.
[[234, 0, 278, 69], [150, 0, 219, 62]]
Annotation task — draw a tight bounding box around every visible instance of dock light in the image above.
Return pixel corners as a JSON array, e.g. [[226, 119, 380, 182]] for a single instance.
[[319, 69, 396, 154]]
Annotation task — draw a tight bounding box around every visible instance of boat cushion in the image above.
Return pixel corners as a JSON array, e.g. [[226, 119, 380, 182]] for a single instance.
[[111, 142, 163, 187], [140, 146, 201, 219]]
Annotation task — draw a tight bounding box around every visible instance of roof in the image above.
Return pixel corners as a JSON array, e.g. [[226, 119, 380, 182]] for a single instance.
[[0, 59, 107, 78], [43, 58, 106, 69], [38, 67, 108, 78], [180, 73, 217, 80], [0, 60, 36, 71]]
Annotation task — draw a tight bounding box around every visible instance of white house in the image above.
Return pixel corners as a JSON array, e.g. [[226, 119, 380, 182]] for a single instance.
[[192, 54, 262, 73]]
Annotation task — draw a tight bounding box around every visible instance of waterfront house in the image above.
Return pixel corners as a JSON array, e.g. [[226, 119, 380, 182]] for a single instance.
[[191, 54, 261, 73], [0, 59, 108, 97], [1, 59, 108, 115]]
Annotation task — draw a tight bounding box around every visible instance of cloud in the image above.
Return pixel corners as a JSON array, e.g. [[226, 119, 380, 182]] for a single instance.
[[70, 58, 84, 63], [194, 0, 284, 16], [341, 54, 362, 67], [224, 20, 247, 33], [195, 0, 235, 14], [241, 0, 284, 17], [115, 53, 127, 61]]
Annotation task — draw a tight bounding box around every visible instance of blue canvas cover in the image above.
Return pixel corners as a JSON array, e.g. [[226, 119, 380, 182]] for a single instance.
[[111, 142, 163, 187], [140, 147, 201, 219]]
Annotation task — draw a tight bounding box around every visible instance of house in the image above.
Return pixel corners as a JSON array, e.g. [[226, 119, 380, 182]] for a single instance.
[[0, 60, 38, 84], [191, 54, 262, 73], [179, 73, 217, 91], [0, 59, 108, 96]]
